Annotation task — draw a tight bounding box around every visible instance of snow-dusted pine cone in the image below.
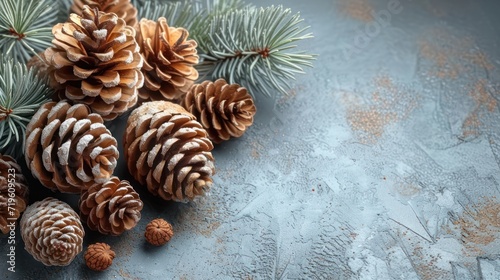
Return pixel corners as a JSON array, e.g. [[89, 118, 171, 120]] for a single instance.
[[124, 101, 215, 201], [20, 197, 85, 266], [80, 176, 143, 235], [136, 17, 199, 102], [44, 5, 143, 120], [71, 0, 138, 26], [181, 79, 256, 143], [0, 154, 29, 234], [25, 100, 119, 193]]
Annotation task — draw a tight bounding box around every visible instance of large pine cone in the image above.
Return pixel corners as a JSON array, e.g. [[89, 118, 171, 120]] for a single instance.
[[80, 176, 143, 235], [71, 0, 138, 27], [20, 197, 85, 266], [136, 17, 199, 102], [44, 5, 144, 120], [25, 100, 119, 193], [124, 101, 215, 201], [0, 154, 29, 234], [181, 79, 256, 144]]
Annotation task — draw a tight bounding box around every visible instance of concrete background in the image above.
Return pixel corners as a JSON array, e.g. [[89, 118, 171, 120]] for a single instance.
[[2, 0, 500, 279]]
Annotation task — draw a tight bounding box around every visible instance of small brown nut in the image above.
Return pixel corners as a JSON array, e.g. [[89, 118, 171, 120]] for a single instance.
[[84, 243, 115, 271], [145, 218, 174, 246]]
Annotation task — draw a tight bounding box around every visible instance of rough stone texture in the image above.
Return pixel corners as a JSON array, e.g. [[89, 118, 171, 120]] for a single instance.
[[2, 0, 500, 278]]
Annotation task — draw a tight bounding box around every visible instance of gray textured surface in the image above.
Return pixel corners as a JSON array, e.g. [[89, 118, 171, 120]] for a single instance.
[[2, 0, 500, 279]]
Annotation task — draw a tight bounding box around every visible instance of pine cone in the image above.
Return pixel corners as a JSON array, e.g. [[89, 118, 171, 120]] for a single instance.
[[71, 0, 138, 27], [80, 176, 143, 235], [124, 101, 215, 201], [181, 79, 256, 143], [136, 17, 199, 102], [25, 100, 119, 193], [20, 197, 85, 266], [44, 5, 144, 120], [0, 154, 29, 234], [145, 218, 173, 246], [84, 243, 115, 271]]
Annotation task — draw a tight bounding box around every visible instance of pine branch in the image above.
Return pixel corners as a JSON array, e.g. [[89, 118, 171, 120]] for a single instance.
[[0, 0, 57, 63], [194, 5, 315, 97], [137, 0, 246, 29], [138, 0, 200, 28], [0, 56, 52, 158]]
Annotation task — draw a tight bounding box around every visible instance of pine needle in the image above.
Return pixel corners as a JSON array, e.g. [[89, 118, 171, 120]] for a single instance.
[[0, 0, 57, 63], [195, 5, 315, 97], [0, 55, 52, 158]]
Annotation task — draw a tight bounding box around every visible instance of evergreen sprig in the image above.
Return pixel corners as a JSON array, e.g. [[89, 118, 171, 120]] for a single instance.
[[137, 0, 245, 30], [0, 0, 57, 63], [194, 5, 315, 97], [0, 56, 52, 157]]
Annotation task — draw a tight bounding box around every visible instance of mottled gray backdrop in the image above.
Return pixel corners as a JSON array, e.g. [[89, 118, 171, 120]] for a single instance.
[[2, 0, 500, 279]]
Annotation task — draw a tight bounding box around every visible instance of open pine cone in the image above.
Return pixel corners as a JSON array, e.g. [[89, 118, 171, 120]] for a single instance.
[[124, 101, 215, 201], [71, 0, 138, 27], [25, 100, 119, 193], [181, 79, 256, 143], [136, 17, 199, 102], [44, 5, 144, 120], [80, 176, 143, 235], [0, 154, 29, 234], [20, 197, 85, 266]]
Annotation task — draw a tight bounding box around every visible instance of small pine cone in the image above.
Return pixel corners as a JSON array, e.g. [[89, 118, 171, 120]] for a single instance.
[[136, 17, 199, 102], [20, 197, 85, 266], [80, 176, 143, 235], [71, 0, 138, 27], [124, 101, 215, 201], [84, 243, 115, 271], [145, 218, 173, 246], [0, 154, 29, 234], [25, 100, 119, 193], [44, 6, 144, 120], [181, 79, 256, 143]]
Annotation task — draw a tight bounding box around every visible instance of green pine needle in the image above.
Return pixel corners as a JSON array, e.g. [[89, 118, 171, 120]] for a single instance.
[[137, 0, 246, 29], [138, 0, 200, 28], [0, 0, 57, 63], [194, 5, 315, 97], [55, 0, 73, 24], [0, 56, 52, 158]]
